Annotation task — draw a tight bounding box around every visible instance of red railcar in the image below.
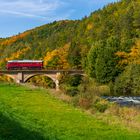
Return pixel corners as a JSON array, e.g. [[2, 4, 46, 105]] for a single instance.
[[7, 60, 43, 70]]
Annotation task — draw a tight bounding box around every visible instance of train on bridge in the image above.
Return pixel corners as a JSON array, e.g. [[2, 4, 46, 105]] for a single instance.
[[7, 60, 43, 70]]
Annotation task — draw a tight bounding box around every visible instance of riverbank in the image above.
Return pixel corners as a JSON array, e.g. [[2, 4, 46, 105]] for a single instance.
[[0, 83, 140, 139]]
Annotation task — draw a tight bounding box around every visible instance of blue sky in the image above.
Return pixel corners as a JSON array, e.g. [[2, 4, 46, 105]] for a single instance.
[[0, 0, 118, 38]]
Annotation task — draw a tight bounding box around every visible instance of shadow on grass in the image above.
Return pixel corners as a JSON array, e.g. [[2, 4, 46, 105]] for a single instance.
[[0, 113, 47, 140]]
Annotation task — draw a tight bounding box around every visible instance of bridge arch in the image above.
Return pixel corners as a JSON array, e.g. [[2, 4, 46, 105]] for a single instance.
[[24, 74, 59, 90]]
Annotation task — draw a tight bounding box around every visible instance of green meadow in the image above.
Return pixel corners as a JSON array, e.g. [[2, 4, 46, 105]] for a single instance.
[[0, 83, 140, 140]]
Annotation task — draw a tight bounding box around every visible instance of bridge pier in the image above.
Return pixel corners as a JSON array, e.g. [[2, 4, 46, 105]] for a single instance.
[[16, 79, 21, 84], [17, 72, 24, 83], [55, 79, 60, 91]]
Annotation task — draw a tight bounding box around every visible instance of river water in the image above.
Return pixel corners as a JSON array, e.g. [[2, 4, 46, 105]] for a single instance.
[[102, 96, 140, 107]]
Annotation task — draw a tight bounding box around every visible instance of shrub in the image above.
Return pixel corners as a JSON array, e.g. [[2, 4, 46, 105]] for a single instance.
[[60, 84, 79, 96], [78, 77, 100, 97], [93, 98, 109, 113], [98, 85, 110, 96], [78, 98, 92, 109]]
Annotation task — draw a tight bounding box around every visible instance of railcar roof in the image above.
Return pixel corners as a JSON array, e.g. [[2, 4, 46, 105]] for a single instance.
[[8, 60, 43, 63]]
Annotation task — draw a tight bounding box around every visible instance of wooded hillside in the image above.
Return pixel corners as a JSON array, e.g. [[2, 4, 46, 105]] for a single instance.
[[0, 0, 140, 95]]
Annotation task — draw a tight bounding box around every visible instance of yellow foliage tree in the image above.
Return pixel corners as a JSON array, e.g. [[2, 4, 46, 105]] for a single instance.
[[86, 23, 93, 30], [44, 43, 70, 69]]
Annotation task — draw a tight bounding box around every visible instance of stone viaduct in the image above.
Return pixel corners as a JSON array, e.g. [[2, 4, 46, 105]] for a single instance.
[[0, 70, 85, 90]]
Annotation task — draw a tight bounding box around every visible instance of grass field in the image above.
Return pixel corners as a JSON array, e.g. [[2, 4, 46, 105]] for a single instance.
[[0, 83, 140, 140]]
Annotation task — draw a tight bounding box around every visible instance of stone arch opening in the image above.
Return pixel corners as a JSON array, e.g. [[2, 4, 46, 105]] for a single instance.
[[67, 74, 85, 86], [24, 74, 57, 89], [0, 74, 15, 82], [59, 73, 86, 86], [58, 73, 86, 96]]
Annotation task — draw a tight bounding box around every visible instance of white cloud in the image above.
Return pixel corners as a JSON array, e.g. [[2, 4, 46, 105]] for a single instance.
[[0, 0, 70, 20], [0, 9, 48, 19]]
